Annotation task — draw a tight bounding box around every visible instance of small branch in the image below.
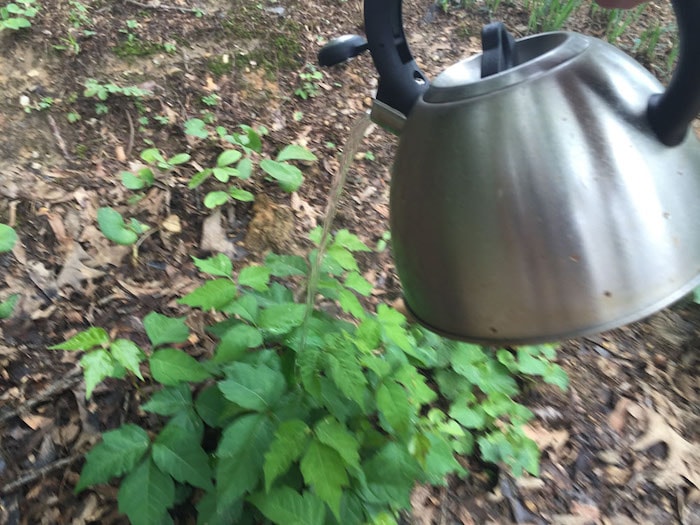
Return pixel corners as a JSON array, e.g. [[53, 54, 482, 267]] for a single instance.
[[47, 115, 72, 161], [0, 367, 83, 426], [123, 0, 205, 14], [0, 454, 82, 495]]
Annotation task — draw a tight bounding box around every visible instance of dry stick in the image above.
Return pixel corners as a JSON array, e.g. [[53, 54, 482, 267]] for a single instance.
[[0, 454, 82, 495], [0, 367, 83, 426], [123, 0, 204, 14], [47, 115, 72, 161]]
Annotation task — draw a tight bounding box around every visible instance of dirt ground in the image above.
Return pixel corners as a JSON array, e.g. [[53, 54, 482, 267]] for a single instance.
[[0, 0, 698, 523]]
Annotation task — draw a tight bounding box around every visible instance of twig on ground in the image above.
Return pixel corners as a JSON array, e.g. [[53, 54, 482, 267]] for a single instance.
[[47, 115, 72, 161], [0, 367, 83, 426], [123, 0, 205, 14], [124, 109, 135, 159], [0, 454, 82, 495]]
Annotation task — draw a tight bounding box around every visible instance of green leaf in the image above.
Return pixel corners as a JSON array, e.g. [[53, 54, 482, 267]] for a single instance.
[[326, 245, 358, 271], [543, 364, 569, 390], [516, 347, 548, 376], [189, 168, 212, 188], [217, 414, 275, 507], [217, 149, 242, 167], [332, 230, 371, 252], [229, 188, 255, 202], [423, 432, 464, 484], [238, 265, 270, 292], [0, 294, 19, 319], [143, 312, 190, 348], [260, 159, 303, 192], [204, 191, 229, 208], [258, 303, 307, 336], [80, 350, 123, 399], [221, 294, 259, 323], [178, 279, 237, 310], [168, 153, 191, 165], [140, 148, 165, 164], [314, 417, 360, 469], [76, 424, 150, 492], [142, 384, 192, 416], [297, 346, 323, 399], [376, 380, 414, 437], [184, 118, 209, 139], [237, 157, 253, 179], [249, 487, 325, 525], [264, 253, 307, 277], [97, 207, 138, 245], [213, 323, 262, 363], [343, 272, 372, 296], [150, 348, 211, 385], [327, 340, 367, 409], [218, 362, 286, 411], [300, 439, 348, 519], [449, 403, 487, 430], [121, 169, 153, 190], [118, 457, 175, 525], [49, 327, 109, 351], [213, 166, 238, 182], [361, 443, 420, 509], [276, 144, 317, 162], [263, 419, 311, 491], [110, 339, 145, 380], [152, 420, 213, 490], [192, 254, 233, 278], [337, 288, 365, 319], [0, 224, 17, 252]]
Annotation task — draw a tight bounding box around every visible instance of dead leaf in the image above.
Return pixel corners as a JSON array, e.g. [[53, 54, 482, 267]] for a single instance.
[[632, 407, 700, 489], [608, 397, 632, 433], [410, 485, 437, 525], [523, 423, 570, 454], [56, 243, 106, 292], [200, 209, 239, 259], [20, 412, 52, 430]]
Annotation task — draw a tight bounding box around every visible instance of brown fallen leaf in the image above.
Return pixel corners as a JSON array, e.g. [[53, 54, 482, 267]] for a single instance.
[[523, 423, 570, 455], [608, 397, 633, 433], [632, 407, 700, 489], [200, 208, 239, 259], [56, 242, 106, 292]]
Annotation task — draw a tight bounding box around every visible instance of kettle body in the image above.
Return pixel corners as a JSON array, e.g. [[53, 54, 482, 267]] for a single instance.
[[320, 0, 700, 344], [390, 33, 700, 343]]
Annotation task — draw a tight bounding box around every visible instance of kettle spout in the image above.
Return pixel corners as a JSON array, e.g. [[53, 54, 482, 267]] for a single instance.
[[370, 99, 407, 135]]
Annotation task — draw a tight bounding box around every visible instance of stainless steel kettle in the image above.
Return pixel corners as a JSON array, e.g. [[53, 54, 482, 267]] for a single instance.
[[319, 0, 700, 344]]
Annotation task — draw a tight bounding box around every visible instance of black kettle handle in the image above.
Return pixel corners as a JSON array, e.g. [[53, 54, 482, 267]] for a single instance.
[[647, 0, 700, 146], [363, 0, 429, 117], [365, 0, 700, 145]]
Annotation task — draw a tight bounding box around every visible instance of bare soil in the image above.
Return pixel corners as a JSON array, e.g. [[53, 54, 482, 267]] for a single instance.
[[0, 0, 698, 523]]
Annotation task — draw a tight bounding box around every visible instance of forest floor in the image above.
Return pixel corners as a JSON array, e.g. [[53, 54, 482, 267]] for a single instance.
[[0, 0, 698, 523]]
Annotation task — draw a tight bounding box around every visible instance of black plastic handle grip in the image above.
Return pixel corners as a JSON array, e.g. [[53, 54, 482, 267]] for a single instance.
[[319, 35, 369, 67], [647, 0, 700, 146], [363, 0, 429, 117]]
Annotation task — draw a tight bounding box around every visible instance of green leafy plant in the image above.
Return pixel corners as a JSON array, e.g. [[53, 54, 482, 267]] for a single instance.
[[294, 64, 323, 100], [96, 207, 149, 246], [120, 148, 191, 191], [188, 124, 317, 207], [83, 78, 152, 114], [0, 0, 38, 31], [526, 0, 582, 31], [0, 223, 18, 319], [52, 228, 568, 525], [605, 4, 646, 43]]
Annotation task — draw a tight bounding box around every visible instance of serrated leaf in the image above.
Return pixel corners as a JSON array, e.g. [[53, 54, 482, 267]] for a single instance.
[[143, 312, 190, 348], [260, 159, 303, 192], [361, 442, 420, 509], [150, 348, 211, 385], [192, 254, 233, 278], [300, 439, 348, 519], [449, 402, 486, 429], [337, 288, 365, 319], [204, 191, 229, 209], [423, 432, 464, 484], [118, 457, 175, 525], [249, 487, 325, 525], [218, 362, 286, 411], [332, 230, 371, 252], [142, 384, 192, 416], [195, 385, 243, 429], [178, 279, 237, 310], [217, 149, 242, 167], [49, 327, 109, 351], [326, 245, 358, 271], [0, 294, 19, 319], [314, 417, 360, 469], [110, 339, 145, 379], [297, 347, 323, 399], [263, 419, 311, 491], [264, 253, 307, 277], [153, 420, 213, 490], [327, 340, 367, 409], [238, 265, 270, 292], [97, 207, 138, 245], [81, 350, 120, 398], [376, 380, 413, 437], [76, 424, 150, 492], [258, 303, 307, 336], [213, 323, 263, 363], [0, 224, 17, 253], [216, 414, 275, 508], [220, 294, 258, 323], [344, 272, 372, 296], [275, 144, 317, 162]]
